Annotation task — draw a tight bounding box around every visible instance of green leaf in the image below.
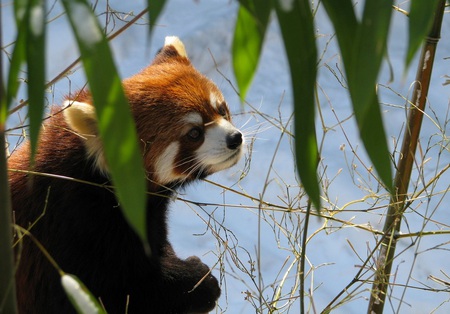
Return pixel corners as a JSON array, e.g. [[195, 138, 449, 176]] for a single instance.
[[275, 0, 320, 211], [148, 0, 167, 30], [349, 0, 393, 192], [25, 0, 47, 162], [321, 0, 357, 62], [323, 0, 393, 192], [0, 135, 18, 314], [61, 274, 106, 314], [406, 0, 440, 68], [3, 2, 27, 123], [233, 1, 271, 100], [13, 0, 28, 22], [61, 0, 148, 251], [350, 0, 392, 112], [4, 26, 26, 121]]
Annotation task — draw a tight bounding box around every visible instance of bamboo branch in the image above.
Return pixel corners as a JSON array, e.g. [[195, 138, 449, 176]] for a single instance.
[[0, 132, 17, 314], [367, 1, 446, 313], [0, 1, 18, 312]]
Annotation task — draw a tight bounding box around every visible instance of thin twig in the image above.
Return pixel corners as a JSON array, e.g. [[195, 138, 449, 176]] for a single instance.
[[300, 200, 311, 314], [8, 8, 149, 115]]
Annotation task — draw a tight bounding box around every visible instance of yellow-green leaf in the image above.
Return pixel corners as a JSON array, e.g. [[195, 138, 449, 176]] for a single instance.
[[233, 1, 271, 100]]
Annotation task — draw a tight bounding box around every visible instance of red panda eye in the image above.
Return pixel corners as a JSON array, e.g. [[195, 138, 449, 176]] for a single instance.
[[218, 103, 228, 119], [187, 127, 203, 141]]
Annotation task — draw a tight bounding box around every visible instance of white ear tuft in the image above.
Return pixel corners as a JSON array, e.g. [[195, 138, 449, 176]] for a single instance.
[[63, 100, 98, 136], [63, 100, 108, 173], [164, 36, 188, 58]]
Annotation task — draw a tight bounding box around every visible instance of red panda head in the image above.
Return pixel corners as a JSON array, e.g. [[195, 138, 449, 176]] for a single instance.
[[63, 36, 244, 186]]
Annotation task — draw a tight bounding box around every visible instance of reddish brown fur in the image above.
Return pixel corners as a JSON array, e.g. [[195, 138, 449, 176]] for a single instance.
[[126, 46, 229, 178], [9, 42, 236, 313]]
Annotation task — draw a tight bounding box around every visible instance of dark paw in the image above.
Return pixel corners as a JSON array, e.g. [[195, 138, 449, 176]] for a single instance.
[[185, 256, 221, 312]]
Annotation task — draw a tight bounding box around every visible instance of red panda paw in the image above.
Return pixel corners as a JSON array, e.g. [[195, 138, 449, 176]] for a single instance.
[[184, 256, 221, 313]]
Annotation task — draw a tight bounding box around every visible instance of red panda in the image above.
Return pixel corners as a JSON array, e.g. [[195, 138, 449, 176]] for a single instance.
[[9, 36, 243, 313]]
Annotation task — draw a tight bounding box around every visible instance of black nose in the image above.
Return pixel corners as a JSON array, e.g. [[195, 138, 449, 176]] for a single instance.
[[226, 131, 243, 150]]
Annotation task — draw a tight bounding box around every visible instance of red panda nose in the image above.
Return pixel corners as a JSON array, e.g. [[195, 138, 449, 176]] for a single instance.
[[226, 131, 243, 150]]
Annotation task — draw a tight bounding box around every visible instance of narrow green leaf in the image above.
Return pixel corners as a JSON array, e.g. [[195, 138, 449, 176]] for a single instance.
[[148, 0, 167, 30], [236, 0, 254, 12], [61, 274, 106, 314], [3, 2, 27, 123], [359, 94, 393, 183], [321, 0, 357, 62], [232, 2, 271, 100], [61, 0, 147, 250], [5, 0, 34, 123], [275, 0, 320, 211], [25, 0, 46, 162], [349, 0, 393, 192], [13, 0, 28, 22], [350, 0, 392, 112], [323, 0, 393, 192], [5, 26, 26, 120], [406, 0, 440, 68], [0, 135, 18, 314]]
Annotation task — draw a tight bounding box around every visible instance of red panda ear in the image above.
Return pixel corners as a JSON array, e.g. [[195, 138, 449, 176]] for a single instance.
[[152, 36, 191, 65], [63, 100, 98, 137], [164, 36, 188, 58]]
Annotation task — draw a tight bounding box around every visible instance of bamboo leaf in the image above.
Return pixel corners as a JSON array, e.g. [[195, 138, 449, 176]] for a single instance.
[[275, 0, 320, 211], [3, 2, 27, 123], [350, 0, 392, 111], [236, 0, 255, 12], [4, 28, 25, 121], [148, 0, 167, 30], [321, 0, 357, 62], [25, 0, 46, 162], [61, 274, 106, 314], [323, 0, 393, 192], [406, 0, 440, 68], [233, 1, 271, 100], [349, 0, 393, 192], [61, 0, 148, 251], [0, 135, 18, 314], [359, 94, 392, 181]]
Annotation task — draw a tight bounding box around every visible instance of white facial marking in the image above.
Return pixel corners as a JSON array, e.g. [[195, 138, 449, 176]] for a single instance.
[[196, 118, 244, 173], [182, 112, 203, 125], [210, 91, 223, 110], [154, 142, 181, 184]]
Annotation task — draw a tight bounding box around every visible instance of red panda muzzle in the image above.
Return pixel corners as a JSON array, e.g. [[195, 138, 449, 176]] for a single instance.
[[226, 130, 243, 150]]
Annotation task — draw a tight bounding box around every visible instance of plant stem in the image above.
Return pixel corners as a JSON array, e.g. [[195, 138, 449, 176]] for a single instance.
[[0, 132, 18, 314], [0, 1, 18, 312], [367, 1, 446, 313], [300, 200, 311, 314]]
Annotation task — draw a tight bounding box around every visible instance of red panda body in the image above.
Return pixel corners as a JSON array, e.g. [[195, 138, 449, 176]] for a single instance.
[[9, 37, 243, 313]]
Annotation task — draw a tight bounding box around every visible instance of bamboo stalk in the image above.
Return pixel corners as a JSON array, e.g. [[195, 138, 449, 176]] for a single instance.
[[0, 132, 18, 314], [367, 1, 446, 313], [0, 2, 18, 312]]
